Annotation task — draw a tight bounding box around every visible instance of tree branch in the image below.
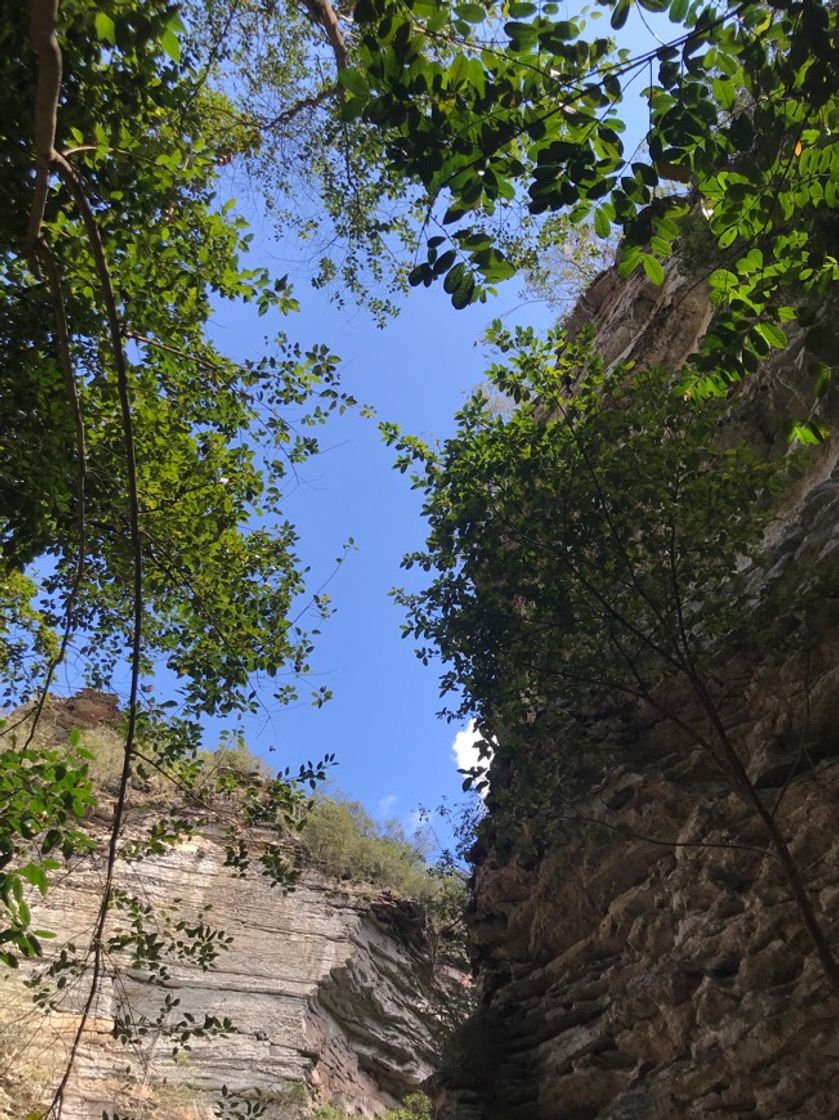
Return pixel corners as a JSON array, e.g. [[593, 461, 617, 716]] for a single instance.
[[488, 450, 839, 993], [565, 807, 771, 859], [300, 0, 347, 72], [24, 0, 62, 254], [262, 85, 339, 130], [44, 153, 144, 1120]]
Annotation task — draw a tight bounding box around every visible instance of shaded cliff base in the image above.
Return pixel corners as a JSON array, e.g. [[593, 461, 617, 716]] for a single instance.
[[437, 564, 839, 1119]]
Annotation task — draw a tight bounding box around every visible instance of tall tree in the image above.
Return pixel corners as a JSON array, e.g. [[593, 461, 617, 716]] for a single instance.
[[0, 3, 345, 1108], [388, 324, 839, 992]]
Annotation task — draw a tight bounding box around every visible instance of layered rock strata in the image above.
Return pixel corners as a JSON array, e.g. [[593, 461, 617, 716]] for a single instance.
[[0, 819, 451, 1119]]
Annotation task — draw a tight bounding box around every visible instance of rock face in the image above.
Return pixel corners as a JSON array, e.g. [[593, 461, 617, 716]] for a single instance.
[[0, 809, 453, 1119], [437, 263, 839, 1119]]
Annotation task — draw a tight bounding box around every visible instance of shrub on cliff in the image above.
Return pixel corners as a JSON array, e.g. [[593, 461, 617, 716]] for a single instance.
[[300, 796, 430, 891], [311, 1092, 431, 1120], [299, 795, 470, 962]]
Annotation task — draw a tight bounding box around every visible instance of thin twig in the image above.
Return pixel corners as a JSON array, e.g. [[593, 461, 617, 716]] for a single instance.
[[262, 85, 338, 130], [566, 807, 770, 858]]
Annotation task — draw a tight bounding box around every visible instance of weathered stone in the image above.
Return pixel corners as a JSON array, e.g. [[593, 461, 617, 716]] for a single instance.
[[436, 261, 839, 1120], [0, 826, 455, 1119]]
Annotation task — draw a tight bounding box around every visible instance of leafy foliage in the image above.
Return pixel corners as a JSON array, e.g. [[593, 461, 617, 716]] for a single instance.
[[346, 0, 839, 402], [4, 0, 837, 1102], [301, 795, 432, 888], [0, 0, 353, 985], [0, 723, 94, 967], [182, 0, 425, 322], [387, 326, 784, 827], [312, 1092, 432, 1120], [300, 793, 469, 960], [1, 1, 356, 719]]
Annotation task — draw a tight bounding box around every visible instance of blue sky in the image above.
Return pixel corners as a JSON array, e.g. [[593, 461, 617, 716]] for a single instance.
[[46, 7, 661, 841], [194, 8, 663, 835], [203, 263, 554, 835]]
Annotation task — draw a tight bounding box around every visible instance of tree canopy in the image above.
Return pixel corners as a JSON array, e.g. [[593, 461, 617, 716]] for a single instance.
[[345, 0, 838, 399]]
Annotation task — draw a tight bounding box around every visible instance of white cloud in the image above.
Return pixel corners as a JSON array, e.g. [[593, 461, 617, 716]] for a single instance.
[[451, 720, 481, 772], [404, 808, 424, 834], [451, 721, 492, 798], [376, 793, 398, 818]]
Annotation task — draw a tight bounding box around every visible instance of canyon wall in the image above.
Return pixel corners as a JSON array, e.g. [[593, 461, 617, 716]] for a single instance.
[[437, 263, 839, 1119], [0, 701, 456, 1119]]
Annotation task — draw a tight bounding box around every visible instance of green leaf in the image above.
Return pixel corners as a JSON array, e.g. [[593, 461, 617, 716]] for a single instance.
[[434, 248, 458, 275], [642, 254, 665, 285], [341, 96, 368, 122], [712, 78, 736, 112], [451, 271, 476, 309], [339, 69, 368, 97], [160, 28, 181, 63], [456, 3, 487, 21], [443, 263, 466, 294], [812, 363, 833, 397], [459, 232, 492, 250], [753, 322, 787, 350], [611, 0, 631, 29], [669, 0, 689, 21], [68, 728, 81, 748], [787, 419, 828, 445], [594, 207, 611, 238], [18, 863, 48, 895], [94, 12, 116, 43], [616, 245, 641, 278]]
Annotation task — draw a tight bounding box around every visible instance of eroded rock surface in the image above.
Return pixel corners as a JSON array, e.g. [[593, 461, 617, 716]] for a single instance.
[[437, 263, 839, 1119], [0, 825, 452, 1119]]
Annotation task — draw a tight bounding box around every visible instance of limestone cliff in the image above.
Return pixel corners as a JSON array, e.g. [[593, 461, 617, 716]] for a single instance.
[[437, 262, 839, 1119], [0, 838, 452, 1120], [0, 701, 457, 1120]]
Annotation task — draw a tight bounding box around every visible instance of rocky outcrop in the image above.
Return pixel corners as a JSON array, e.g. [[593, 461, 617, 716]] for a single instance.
[[439, 630, 839, 1119], [437, 261, 839, 1118], [0, 810, 453, 1119]]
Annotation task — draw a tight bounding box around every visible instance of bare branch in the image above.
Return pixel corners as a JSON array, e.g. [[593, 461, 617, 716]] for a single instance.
[[565, 807, 771, 859], [262, 85, 339, 130], [24, 0, 62, 253]]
